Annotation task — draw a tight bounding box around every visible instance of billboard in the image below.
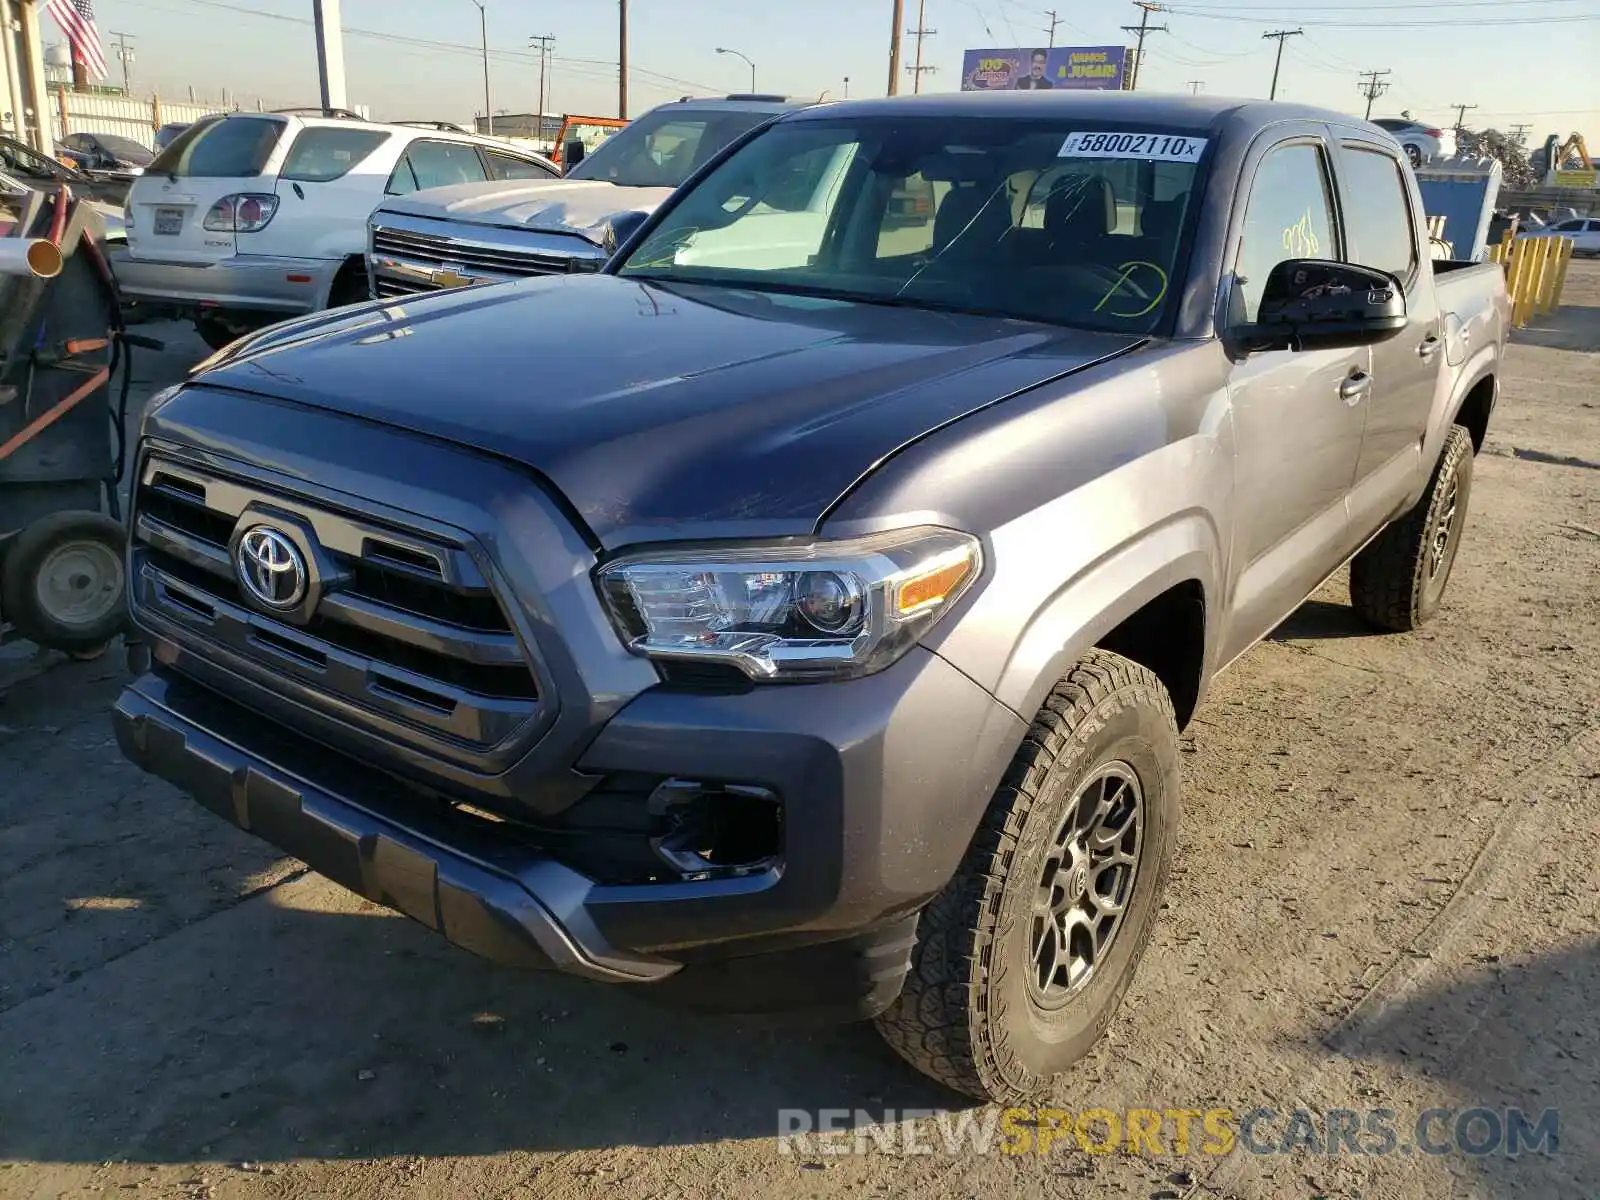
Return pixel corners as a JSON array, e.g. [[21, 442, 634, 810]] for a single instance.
[[960, 46, 1127, 92]]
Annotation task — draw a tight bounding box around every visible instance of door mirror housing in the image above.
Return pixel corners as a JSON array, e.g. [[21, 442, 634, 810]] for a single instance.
[[1234, 259, 1408, 352], [562, 139, 586, 172]]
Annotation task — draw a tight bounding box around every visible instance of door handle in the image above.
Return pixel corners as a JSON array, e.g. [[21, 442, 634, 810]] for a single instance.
[[1418, 334, 1442, 361], [1339, 370, 1373, 405]]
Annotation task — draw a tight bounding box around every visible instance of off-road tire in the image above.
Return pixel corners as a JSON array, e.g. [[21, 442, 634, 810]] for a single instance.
[[874, 649, 1181, 1103], [1350, 424, 1474, 632]]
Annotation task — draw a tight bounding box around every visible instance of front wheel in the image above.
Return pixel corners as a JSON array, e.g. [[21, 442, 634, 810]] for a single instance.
[[874, 649, 1180, 1103], [1349, 424, 1474, 632], [1405, 144, 1423, 167]]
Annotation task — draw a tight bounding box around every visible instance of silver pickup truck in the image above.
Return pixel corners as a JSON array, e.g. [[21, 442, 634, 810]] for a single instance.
[[115, 93, 1508, 1104]]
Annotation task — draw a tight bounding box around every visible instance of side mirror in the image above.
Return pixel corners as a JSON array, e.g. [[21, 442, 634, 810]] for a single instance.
[[1234, 259, 1407, 352], [563, 139, 585, 172]]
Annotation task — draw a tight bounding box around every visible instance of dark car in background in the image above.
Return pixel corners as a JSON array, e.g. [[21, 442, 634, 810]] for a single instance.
[[58, 131, 155, 179], [153, 123, 192, 153], [0, 133, 131, 204]]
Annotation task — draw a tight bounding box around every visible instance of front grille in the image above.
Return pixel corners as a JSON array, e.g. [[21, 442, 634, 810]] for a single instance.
[[374, 275, 434, 299], [130, 458, 541, 755], [372, 226, 595, 281]]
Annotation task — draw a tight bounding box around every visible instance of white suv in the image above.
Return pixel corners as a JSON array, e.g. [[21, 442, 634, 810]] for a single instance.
[[114, 109, 557, 348]]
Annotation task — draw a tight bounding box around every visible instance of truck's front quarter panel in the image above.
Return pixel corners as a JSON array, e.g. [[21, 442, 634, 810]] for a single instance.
[[825, 340, 1238, 726]]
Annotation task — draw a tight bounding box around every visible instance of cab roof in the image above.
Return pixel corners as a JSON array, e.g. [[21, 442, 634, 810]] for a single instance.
[[781, 90, 1360, 134]]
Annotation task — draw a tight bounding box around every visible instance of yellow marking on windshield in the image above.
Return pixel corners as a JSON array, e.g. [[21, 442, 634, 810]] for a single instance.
[[1095, 260, 1169, 319]]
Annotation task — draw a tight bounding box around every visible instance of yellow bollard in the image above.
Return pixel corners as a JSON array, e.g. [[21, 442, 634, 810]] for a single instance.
[[1547, 237, 1574, 313], [1525, 237, 1551, 323], [1505, 239, 1533, 327], [1532, 238, 1554, 316]]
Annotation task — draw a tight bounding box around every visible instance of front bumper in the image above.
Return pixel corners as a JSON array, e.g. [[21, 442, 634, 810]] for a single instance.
[[109, 247, 339, 314], [114, 637, 1024, 1014]]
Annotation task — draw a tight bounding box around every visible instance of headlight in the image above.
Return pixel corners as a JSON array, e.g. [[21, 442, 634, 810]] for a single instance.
[[596, 527, 981, 682]]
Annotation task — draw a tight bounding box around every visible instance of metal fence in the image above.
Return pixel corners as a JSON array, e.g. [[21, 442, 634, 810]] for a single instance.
[[47, 90, 222, 149]]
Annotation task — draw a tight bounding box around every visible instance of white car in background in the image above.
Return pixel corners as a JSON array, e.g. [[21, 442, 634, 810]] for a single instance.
[[115, 109, 557, 349], [1518, 216, 1600, 257], [1373, 118, 1456, 167]]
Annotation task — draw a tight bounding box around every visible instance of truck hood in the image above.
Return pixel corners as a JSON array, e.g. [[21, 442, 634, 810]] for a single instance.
[[191, 276, 1143, 547], [376, 179, 676, 247]]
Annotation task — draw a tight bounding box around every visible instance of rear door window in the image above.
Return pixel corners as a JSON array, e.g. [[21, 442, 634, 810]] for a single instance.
[[398, 140, 490, 191], [1337, 145, 1417, 282], [485, 150, 555, 180], [281, 128, 391, 182], [149, 117, 287, 179]]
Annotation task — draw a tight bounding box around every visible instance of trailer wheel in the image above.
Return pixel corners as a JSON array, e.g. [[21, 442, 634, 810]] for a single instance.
[[0, 512, 127, 653]]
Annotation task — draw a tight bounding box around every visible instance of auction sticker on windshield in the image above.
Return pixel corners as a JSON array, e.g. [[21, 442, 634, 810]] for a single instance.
[[1059, 132, 1208, 162]]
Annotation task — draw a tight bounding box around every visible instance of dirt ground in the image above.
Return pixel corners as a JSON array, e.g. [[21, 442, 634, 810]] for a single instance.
[[2, 265, 1598, 1200]]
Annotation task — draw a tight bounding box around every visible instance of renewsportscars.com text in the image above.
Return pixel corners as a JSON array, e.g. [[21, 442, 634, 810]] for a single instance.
[[776, 1106, 1559, 1159]]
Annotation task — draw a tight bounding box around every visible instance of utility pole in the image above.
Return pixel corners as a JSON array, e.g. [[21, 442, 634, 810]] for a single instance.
[[312, 0, 348, 112], [618, 0, 628, 117], [1184, 79, 1203, 94], [1356, 68, 1390, 120], [907, 0, 936, 93], [1509, 123, 1531, 146], [466, 0, 491, 134], [1450, 102, 1477, 133], [1120, 3, 1167, 93], [1261, 28, 1302, 101], [888, 0, 905, 96], [109, 31, 134, 93], [529, 33, 554, 138], [1043, 9, 1061, 47]]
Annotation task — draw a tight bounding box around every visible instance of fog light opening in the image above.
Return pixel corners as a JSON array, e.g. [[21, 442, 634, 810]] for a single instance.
[[648, 779, 782, 880]]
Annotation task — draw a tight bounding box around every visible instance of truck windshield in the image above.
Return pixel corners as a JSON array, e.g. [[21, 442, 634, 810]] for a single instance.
[[566, 108, 775, 189], [615, 115, 1209, 335]]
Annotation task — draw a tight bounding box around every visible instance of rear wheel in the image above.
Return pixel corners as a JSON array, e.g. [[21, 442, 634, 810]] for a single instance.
[[326, 260, 370, 309], [0, 511, 127, 653], [193, 310, 272, 352], [1350, 424, 1474, 632], [874, 650, 1180, 1103]]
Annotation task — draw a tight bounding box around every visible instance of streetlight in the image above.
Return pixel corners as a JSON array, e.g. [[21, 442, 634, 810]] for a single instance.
[[466, 0, 492, 135], [715, 47, 756, 92]]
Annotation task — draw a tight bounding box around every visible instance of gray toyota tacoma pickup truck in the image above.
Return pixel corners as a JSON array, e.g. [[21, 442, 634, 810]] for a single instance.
[[114, 92, 1508, 1103]]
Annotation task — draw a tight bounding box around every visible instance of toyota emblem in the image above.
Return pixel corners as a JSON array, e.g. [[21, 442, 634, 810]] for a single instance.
[[235, 526, 308, 609]]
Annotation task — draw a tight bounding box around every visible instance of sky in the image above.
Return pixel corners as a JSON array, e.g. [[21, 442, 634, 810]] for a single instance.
[[71, 0, 1600, 142]]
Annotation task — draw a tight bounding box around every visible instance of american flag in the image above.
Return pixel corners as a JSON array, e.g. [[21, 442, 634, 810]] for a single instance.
[[46, 0, 109, 81]]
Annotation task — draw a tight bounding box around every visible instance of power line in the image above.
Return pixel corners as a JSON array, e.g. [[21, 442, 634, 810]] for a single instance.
[[1120, 2, 1169, 92], [118, 0, 719, 97], [1357, 68, 1390, 119], [1159, 0, 1585, 9], [1261, 27, 1301, 100], [1162, 5, 1597, 25]]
